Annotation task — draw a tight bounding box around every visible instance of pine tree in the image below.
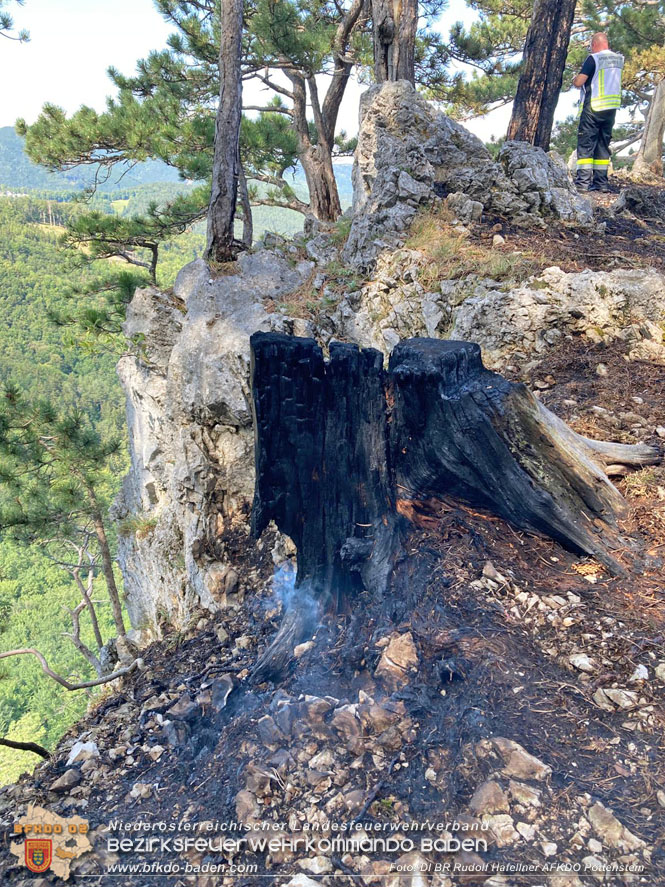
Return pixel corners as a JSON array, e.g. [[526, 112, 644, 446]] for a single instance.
[[0, 0, 28, 42], [506, 0, 577, 149], [0, 388, 127, 641], [207, 0, 244, 262], [246, 0, 369, 221], [47, 270, 148, 356], [18, 0, 451, 245], [450, 1, 665, 165]]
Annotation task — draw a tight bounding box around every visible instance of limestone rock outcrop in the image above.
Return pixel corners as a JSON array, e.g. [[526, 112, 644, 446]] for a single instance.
[[343, 80, 592, 270], [112, 84, 664, 638], [331, 257, 665, 366], [113, 253, 314, 635]]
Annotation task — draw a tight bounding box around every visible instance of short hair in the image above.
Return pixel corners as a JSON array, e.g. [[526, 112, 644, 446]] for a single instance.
[[591, 32, 609, 50]]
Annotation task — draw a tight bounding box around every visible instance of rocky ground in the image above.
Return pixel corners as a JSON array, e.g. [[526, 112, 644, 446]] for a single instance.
[[483, 184, 665, 275], [0, 326, 663, 886], [2, 78, 665, 885]]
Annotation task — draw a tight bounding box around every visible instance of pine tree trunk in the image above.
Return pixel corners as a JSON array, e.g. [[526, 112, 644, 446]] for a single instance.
[[300, 146, 342, 223], [206, 0, 243, 263], [507, 0, 577, 150], [238, 160, 253, 247], [288, 73, 343, 223], [85, 486, 126, 638], [371, 0, 417, 85], [394, 0, 418, 83], [632, 79, 665, 179]]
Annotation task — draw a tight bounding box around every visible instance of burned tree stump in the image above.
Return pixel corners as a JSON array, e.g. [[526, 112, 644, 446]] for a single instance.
[[250, 333, 397, 680], [389, 339, 657, 572], [249, 334, 659, 679]]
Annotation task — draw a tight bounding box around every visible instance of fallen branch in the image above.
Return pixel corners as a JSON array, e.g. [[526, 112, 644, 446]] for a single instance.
[[0, 737, 50, 759], [582, 252, 641, 267], [0, 648, 141, 690]]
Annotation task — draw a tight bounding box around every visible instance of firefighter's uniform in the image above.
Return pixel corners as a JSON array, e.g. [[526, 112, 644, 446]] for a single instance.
[[575, 49, 624, 191]]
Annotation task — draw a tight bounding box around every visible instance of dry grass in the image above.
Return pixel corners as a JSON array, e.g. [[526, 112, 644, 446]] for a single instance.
[[405, 205, 542, 287], [208, 259, 241, 278], [269, 261, 365, 321], [118, 513, 159, 540]]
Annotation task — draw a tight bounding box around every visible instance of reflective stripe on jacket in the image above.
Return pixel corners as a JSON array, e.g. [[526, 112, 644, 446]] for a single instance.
[[590, 50, 624, 112]]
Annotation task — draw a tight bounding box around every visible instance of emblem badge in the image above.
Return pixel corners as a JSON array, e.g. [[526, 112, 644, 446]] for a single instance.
[[25, 838, 52, 873]]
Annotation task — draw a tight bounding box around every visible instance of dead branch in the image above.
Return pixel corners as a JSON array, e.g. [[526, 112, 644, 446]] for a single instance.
[[0, 648, 141, 690], [64, 601, 103, 677], [0, 738, 50, 759]]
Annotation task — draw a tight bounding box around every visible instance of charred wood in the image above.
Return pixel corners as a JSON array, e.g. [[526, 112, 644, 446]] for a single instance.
[[249, 334, 660, 678]]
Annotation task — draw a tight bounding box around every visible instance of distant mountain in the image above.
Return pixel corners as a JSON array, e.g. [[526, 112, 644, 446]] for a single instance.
[[0, 125, 354, 211], [0, 126, 182, 191]]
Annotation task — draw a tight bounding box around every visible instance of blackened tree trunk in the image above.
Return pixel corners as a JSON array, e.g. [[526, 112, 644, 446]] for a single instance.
[[507, 0, 577, 150], [206, 0, 244, 263], [249, 335, 659, 681], [632, 79, 665, 179], [250, 335, 660, 680], [250, 333, 398, 680], [251, 334, 396, 599], [372, 0, 418, 84]]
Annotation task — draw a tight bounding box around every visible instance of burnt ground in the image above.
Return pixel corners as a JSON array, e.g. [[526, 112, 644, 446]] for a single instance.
[[473, 181, 665, 274], [0, 332, 663, 887], [1, 188, 665, 887]]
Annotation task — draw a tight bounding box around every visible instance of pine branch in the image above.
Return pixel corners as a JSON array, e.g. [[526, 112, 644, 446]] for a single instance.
[[250, 196, 309, 215], [243, 104, 293, 115]]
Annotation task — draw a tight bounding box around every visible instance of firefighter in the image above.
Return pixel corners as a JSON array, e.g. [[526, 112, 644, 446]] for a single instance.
[[573, 32, 624, 192]]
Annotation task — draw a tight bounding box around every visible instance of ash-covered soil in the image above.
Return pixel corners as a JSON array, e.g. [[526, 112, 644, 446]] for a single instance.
[[0, 334, 663, 887], [473, 180, 665, 275]]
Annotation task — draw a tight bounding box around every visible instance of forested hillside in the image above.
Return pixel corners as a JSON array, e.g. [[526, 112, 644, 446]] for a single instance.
[[0, 138, 352, 784], [0, 194, 207, 785]]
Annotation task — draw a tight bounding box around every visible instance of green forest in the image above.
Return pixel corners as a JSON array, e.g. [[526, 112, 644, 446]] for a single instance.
[[0, 141, 352, 785], [0, 192, 187, 784]]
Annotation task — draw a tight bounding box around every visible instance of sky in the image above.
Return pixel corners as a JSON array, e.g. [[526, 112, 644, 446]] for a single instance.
[[0, 0, 579, 141]]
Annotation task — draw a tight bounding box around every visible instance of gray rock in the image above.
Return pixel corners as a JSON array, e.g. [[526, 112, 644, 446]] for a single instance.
[[588, 802, 646, 852], [469, 780, 510, 815], [477, 737, 551, 781], [446, 191, 483, 223], [209, 675, 234, 712], [305, 233, 338, 264], [450, 266, 665, 366], [166, 693, 200, 721], [66, 742, 99, 767], [113, 255, 313, 634], [498, 141, 593, 225], [343, 81, 592, 270], [50, 769, 82, 793]]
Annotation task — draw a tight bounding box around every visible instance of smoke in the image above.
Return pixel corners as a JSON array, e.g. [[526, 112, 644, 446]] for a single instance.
[[271, 559, 297, 609]]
